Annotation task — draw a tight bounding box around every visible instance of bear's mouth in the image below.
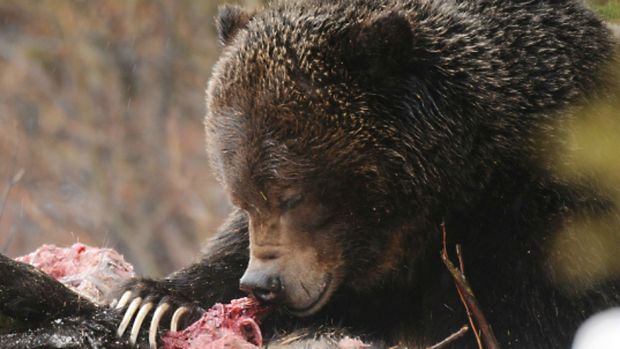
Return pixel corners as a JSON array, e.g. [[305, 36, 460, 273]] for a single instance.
[[285, 273, 333, 317]]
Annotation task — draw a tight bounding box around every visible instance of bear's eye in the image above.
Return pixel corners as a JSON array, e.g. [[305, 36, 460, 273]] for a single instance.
[[279, 193, 304, 212], [288, 201, 332, 232]]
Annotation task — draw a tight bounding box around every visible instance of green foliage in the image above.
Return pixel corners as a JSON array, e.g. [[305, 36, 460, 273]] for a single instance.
[[547, 62, 620, 289], [592, 0, 620, 21]]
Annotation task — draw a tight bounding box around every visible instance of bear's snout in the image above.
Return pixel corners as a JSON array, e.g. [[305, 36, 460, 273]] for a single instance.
[[239, 269, 283, 305]]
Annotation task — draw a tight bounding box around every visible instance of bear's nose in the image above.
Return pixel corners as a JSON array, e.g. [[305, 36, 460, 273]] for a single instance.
[[239, 271, 283, 304]]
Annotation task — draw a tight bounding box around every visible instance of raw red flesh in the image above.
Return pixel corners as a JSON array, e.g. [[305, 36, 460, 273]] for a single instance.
[[161, 297, 269, 349], [16, 243, 135, 304]]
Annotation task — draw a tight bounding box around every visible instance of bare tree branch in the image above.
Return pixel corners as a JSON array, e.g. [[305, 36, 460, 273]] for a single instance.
[[441, 223, 501, 349], [427, 325, 470, 349]]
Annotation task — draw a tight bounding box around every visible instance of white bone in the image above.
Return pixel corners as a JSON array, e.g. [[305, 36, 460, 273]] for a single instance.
[[130, 302, 154, 345], [117, 297, 142, 337], [170, 306, 189, 332], [149, 302, 171, 349], [115, 290, 132, 309]]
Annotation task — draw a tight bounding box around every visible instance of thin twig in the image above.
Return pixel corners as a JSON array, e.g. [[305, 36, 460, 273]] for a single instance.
[[0, 169, 25, 253], [453, 242, 481, 349], [441, 223, 482, 348], [427, 325, 470, 349], [0, 169, 24, 224], [456, 244, 465, 274], [441, 223, 500, 349]]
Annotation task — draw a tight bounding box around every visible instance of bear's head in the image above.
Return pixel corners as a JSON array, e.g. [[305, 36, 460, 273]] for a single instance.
[[205, 2, 472, 316]]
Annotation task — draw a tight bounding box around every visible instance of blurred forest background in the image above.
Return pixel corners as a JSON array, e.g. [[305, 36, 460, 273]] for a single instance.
[[0, 0, 618, 278], [0, 0, 265, 276]]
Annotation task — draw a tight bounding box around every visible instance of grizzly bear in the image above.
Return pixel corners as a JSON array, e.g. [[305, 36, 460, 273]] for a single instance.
[[115, 0, 619, 348]]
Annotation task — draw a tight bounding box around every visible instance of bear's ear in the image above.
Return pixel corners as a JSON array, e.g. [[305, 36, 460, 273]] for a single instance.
[[344, 12, 417, 76], [216, 5, 255, 46]]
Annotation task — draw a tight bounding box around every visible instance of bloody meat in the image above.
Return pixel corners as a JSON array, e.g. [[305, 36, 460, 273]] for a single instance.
[[161, 297, 269, 349]]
